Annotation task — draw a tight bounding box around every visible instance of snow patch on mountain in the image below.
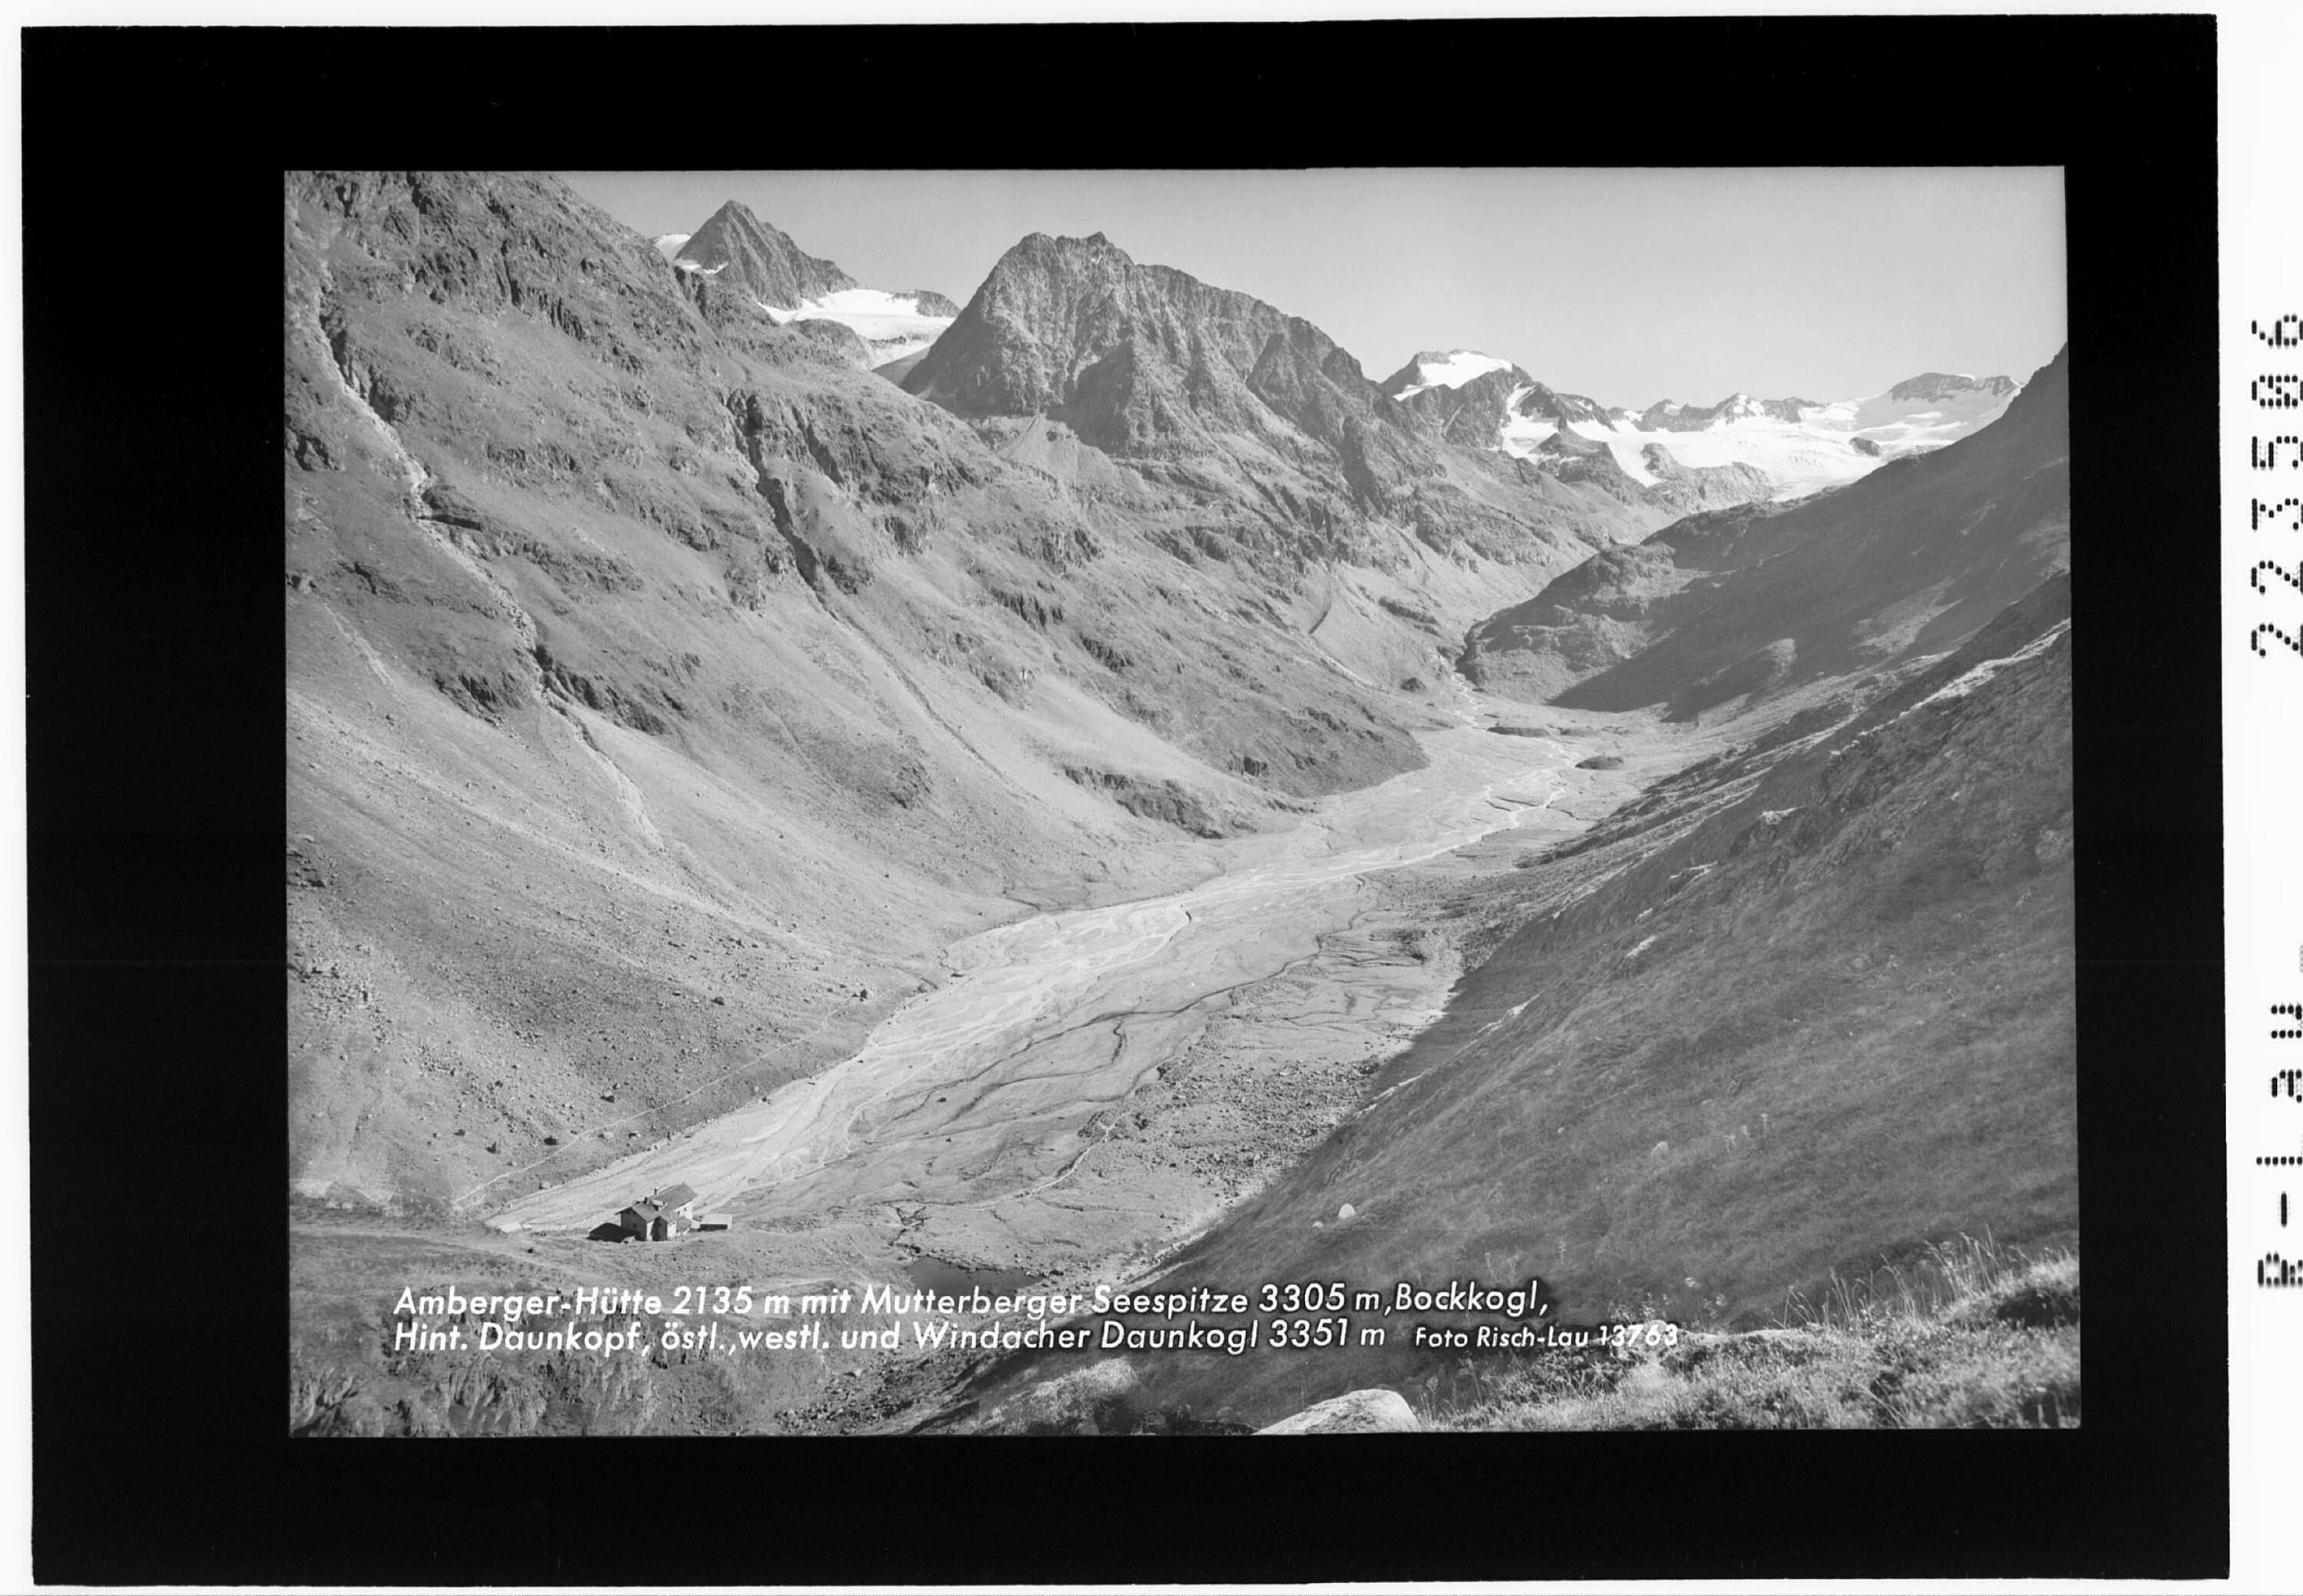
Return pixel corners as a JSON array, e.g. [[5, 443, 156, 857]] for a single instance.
[[1389, 349, 1515, 400], [1382, 339, 2022, 500], [1836, 380, 2021, 457], [1566, 375, 2017, 501], [1568, 415, 1866, 500], [652, 233, 692, 259], [753, 287, 957, 366], [1496, 385, 1561, 458]]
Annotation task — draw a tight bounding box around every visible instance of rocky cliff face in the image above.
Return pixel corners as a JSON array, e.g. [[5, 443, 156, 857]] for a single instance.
[[904, 232, 1677, 573], [1381, 356, 1615, 432], [673, 200, 858, 309], [1636, 392, 1817, 431], [1887, 371, 2019, 405], [907, 232, 1353, 439], [1635, 441, 1778, 514]]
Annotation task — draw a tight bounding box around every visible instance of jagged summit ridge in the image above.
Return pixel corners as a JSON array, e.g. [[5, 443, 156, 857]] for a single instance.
[[1634, 392, 1818, 430], [897, 229, 1702, 567], [1459, 342, 2070, 712], [1888, 371, 2019, 404], [1379, 340, 2031, 501], [673, 200, 857, 309], [902, 230, 1394, 457], [1378, 349, 1517, 399]]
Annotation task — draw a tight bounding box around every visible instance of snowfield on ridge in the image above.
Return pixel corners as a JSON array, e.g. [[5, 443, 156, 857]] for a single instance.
[[756, 286, 957, 367], [1386, 349, 2022, 501]]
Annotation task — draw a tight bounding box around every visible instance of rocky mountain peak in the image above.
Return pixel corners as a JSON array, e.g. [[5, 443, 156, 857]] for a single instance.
[[904, 230, 1378, 448], [1378, 350, 1520, 399], [675, 199, 857, 310], [1639, 392, 1815, 431], [1974, 344, 2063, 431], [1887, 370, 2021, 405]]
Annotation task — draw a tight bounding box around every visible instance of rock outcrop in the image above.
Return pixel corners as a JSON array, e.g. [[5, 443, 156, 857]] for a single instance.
[[905, 231, 1677, 571], [1637, 441, 1776, 514], [672, 199, 857, 309], [1885, 371, 2019, 405], [1256, 1388, 1421, 1434], [1634, 392, 1816, 431]]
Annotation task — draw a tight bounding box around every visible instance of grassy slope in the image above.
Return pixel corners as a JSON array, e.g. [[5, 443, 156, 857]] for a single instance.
[[1429, 1237, 2079, 1430], [289, 1214, 897, 1436]]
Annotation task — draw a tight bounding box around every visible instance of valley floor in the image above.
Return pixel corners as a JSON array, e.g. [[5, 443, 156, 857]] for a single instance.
[[293, 629, 2073, 1438], [487, 675, 1684, 1303], [290, 677, 1710, 1436]]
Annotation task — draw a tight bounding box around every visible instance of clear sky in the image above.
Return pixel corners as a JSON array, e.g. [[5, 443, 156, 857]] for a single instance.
[[557, 168, 2066, 408]]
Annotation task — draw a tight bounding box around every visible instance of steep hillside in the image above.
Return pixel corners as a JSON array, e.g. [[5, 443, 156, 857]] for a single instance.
[[283, 173, 1667, 1211], [672, 200, 857, 309], [286, 173, 1519, 1209], [946, 572, 2075, 1429], [1460, 346, 2069, 713]]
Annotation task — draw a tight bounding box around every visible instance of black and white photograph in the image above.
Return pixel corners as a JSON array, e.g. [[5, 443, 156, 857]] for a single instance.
[[27, 8, 2275, 1585], [284, 163, 2080, 1438]]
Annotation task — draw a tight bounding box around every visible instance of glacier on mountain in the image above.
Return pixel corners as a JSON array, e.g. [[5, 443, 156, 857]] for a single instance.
[[1388, 349, 1516, 399], [752, 286, 957, 367], [1391, 358, 2022, 501]]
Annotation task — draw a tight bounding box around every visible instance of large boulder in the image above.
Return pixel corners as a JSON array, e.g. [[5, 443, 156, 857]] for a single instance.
[[1256, 1388, 1420, 1434]]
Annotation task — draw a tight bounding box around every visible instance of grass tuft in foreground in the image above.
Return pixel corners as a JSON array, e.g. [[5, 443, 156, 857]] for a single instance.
[[1426, 1234, 2078, 1430]]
